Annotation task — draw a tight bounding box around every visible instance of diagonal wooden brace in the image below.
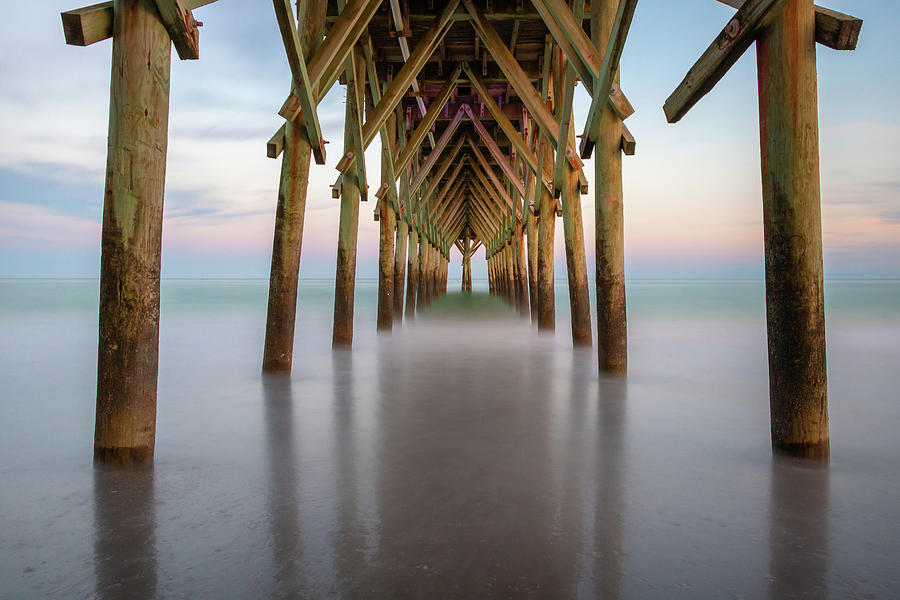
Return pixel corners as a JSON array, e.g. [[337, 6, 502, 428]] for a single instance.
[[273, 0, 326, 164], [664, 0, 787, 124], [579, 0, 639, 159]]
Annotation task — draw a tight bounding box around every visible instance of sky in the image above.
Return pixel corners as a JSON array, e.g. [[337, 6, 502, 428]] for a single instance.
[[0, 0, 897, 280]]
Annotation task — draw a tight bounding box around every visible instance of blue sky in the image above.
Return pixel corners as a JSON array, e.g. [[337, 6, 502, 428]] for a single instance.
[[0, 0, 897, 279]]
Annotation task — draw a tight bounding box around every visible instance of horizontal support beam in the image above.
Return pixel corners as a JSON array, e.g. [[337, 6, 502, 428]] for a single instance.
[[715, 0, 862, 50], [61, 0, 215, 47]]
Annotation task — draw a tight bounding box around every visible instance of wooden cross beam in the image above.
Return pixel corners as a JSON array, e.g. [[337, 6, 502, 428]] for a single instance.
[[461, 63, 551, 192], [552, 0, 586, 195], [409, 105, 466, 195], [462, 105, 527, 198], [347, 0, 460, 173], [467, 156, 518, 219], [664, 0, 786, 123], [419, 137, 467, 211], [715, 0, 861, 50], [430, 166, 469, 220], [361, 37, 401, 209], [579, 0, 639, 158], [273, 0, 326, 164], [388, 0, 436, 150], [466, 139, 519, 217], [462, 0, 571, 156], [62, 0, 215, 48], [344, 45, 368, 200], [277, 0, 382, 121], [393, 66, 462, 179]]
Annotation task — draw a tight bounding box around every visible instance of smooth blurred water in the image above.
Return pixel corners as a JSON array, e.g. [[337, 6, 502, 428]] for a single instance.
[[1, 279, 899, 598]]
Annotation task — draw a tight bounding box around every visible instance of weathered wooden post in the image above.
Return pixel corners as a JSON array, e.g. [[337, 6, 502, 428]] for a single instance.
[[94, 0, 173, 464], [376, 114, 397, 331], [262, 0, 327, 373], [536, 140, 556, 330], [514, 219, 529, 316], [757, 0, 827, 458], [665, 0, 862, 458], [590, 0, 631, 373], [332, 47, 365, 347], [394, 217, 408, 322], [416, 234, 427, 311], [406, 227, 419, 319], [61, 0, 213, 463]]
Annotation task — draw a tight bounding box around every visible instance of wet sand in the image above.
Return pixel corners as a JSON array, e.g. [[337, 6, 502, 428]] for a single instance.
[[1, 280, 899, 598]]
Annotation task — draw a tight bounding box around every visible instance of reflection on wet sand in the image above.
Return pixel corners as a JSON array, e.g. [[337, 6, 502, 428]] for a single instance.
[[768, 458, 829, 599], [93, 466, 157, 600], [262, 374, 304, 596]]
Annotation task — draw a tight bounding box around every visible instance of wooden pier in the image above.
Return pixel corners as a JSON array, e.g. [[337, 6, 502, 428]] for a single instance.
[[61, 0, 861, 463]]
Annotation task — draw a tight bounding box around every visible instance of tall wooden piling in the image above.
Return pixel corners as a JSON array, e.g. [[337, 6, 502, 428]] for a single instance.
[[537, 140, 556, 330], [376, 113, 396, 331], [332, 48, 365, 347], [514, 221, 529, 316], [592, 0, 627, 372], [394, 218, 408, 322], [406, 228, 418, 319], [416, 238, 428, 311], [525, 208, 539, 323], [94, 0, 172, 464], [377, 198, 395, 331], [560, 126, 592, 347], [262, 0, 325, 372], [757, 0, 828, 459]]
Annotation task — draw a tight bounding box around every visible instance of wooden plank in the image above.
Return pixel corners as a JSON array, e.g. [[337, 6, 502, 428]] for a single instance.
[[621, 123, 636, 156], [344, 46, 368, 201], [467, 139, 517, 215], [716, 0, 862, 50], [279, 0, 382, 122], [267, 122, 287, 159], [420, 138, 466, 213], [409, 105, 466, 195], [664, 0, 786, 124], [528, 0, 602, 88], [273, 0, 326, 164], [393, 67, 461, 178], [464, 105, 527, 198], [462, 63, 550, 191], [359, 0, 460, 155], [462, 0, 560, 147], [61, 0, 215, 47], [153, 0, 200, 60], [309, 0, 383, 98], [579, 0, 639, 158], [553, 0, 586, 195]]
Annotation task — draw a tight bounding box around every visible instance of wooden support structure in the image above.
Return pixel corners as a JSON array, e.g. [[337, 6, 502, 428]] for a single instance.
[[593, 0, 628, 374], [377, 112, 397, 331], [332, 47, 365, 347], [263, 0, 327, 372], [60, 0, 214, 463], [60, 0, 862, 462], [666, 0, 861, 458]]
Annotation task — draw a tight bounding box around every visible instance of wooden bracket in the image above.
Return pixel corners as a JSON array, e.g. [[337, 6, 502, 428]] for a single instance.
[[664, 0, 786, 124], [61, 0, 216, 48]]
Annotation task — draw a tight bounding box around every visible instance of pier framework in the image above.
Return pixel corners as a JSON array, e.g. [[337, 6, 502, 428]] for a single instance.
[[61, 0, 861, 463]]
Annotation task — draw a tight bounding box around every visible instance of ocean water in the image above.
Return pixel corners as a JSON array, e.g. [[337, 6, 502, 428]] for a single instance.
[[0, 278, 899, 598]]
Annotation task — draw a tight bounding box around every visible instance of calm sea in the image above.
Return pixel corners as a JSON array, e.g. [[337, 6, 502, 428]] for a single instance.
[[1, 278, 898, 598]]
